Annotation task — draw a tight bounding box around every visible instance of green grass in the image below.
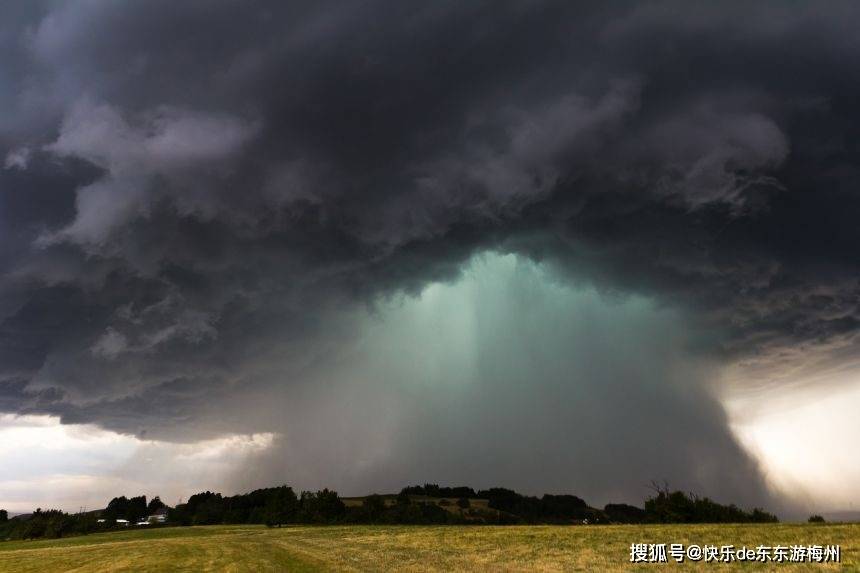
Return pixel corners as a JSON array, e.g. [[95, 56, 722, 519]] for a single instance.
[[0, 523, 856, 572]]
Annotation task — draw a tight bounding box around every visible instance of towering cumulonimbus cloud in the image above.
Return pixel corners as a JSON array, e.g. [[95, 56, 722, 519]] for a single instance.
[[1, 1, 859, 509]]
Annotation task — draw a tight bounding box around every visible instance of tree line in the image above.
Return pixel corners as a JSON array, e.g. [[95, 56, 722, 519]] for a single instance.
[[0, 482, 778, 541], [0, 509, 100, 540]]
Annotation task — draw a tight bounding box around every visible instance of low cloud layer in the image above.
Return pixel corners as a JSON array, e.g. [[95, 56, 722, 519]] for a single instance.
[[1, 1, 859, 511]]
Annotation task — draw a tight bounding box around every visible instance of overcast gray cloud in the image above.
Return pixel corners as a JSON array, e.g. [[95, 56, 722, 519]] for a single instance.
[[1, 1, 859, 512]]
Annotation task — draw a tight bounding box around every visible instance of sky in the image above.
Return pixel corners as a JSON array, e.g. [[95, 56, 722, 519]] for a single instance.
[[1, 1, 859, 518]]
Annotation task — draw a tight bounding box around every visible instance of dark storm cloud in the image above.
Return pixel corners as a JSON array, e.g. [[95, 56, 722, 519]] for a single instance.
[[1, 1, 859, 507]]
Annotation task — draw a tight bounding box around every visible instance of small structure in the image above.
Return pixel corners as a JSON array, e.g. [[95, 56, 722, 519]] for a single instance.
[[147, 507, 169, 524], [115, 519, 129, 526]]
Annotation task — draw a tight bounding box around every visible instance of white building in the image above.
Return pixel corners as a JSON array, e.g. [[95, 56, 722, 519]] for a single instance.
[[147, 507, 169, 524]]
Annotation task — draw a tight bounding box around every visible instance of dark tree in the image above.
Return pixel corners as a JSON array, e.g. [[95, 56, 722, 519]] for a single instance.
[[103, 495, 148, 523], [147, 497, 165, 513], [102, 496, 127, 521], [644, 486, 777, 524], [167, 505, 192, 526], [297, 489, 345, 523], [0, 509, 7, 523], [478, 488, 541, 520], [540, 495, 588, 520], [604, 503, 646, 524], [264, 486, 298, 527], [400, 484, 476, 498], [362, 494, 386, 522], [315, 489, 346, 521]]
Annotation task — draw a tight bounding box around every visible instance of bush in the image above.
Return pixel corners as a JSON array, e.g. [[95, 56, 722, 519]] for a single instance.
[[362, 494, 386, 522], [808, 514, 825, 523]]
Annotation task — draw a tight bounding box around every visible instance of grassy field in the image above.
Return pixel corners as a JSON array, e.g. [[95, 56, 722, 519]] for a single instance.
[[0, 523, 855, 572]]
